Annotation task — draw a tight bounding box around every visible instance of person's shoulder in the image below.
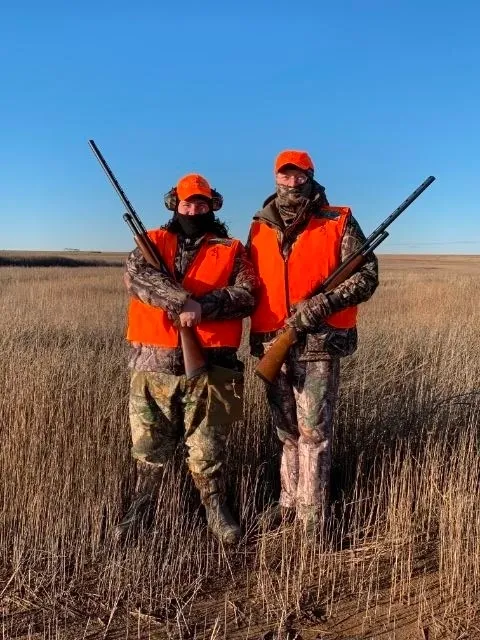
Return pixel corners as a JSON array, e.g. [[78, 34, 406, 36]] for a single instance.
[[251, 198, 279, 230]]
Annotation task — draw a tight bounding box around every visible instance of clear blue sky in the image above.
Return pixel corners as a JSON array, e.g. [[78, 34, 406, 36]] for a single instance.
[[1, 0, 479, 253]]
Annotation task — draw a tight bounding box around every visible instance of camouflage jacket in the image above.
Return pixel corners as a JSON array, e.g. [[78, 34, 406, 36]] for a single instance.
[[247, 193, 379, 361], [125, 232, 258, 374]]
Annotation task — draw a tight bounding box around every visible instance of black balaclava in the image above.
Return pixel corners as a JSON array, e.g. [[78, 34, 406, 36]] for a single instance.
[[174, 210, 216, 239]]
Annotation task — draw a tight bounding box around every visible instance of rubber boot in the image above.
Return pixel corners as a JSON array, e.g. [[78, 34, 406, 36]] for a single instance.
[[191, 473, 241, 545], [113, 460, 163, 543]]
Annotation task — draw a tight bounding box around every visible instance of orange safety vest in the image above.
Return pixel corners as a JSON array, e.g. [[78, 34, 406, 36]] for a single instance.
[[127, 230, 243, 348], [249, 207, 358, 333]]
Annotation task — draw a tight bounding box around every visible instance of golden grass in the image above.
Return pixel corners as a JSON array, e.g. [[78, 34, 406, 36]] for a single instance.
[[0, 254, 479, 639]]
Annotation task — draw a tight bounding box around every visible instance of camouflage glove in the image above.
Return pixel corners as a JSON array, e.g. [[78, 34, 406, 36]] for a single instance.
[[285, 293, 331, 333]]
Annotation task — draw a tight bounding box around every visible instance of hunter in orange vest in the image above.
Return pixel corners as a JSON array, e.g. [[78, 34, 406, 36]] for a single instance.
[[247, 150, 379, 537], [115, 173, 258, 546]]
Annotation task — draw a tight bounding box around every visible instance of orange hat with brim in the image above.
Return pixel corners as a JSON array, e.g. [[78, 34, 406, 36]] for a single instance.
[[176, 174, 212, 201], [275, 150, 314, 174]]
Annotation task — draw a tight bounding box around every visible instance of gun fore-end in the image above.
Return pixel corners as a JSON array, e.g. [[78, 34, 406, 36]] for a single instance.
[[254, 327, 298, 384], [323, 253, 367, 291], [134, 235, 162, 270]]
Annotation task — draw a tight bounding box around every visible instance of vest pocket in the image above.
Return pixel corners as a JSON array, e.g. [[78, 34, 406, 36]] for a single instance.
[[206, 365, 244, 425]]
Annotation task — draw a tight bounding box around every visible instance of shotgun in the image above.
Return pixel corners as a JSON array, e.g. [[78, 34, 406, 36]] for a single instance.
[[88, 139, 208, 380], [255, 176, 436, 384]]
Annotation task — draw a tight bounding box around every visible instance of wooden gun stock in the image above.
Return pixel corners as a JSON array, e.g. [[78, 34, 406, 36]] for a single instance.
[[254, 327, 298, 385], [179, 325, 209, 379]]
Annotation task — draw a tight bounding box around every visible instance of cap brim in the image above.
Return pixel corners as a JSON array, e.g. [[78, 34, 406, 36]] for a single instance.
[[276, 162, 311, 172]]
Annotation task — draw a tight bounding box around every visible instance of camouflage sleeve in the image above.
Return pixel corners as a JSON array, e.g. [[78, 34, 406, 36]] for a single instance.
[[326, 215, 379, 310], [288, 215, 379, 332], [195, 242, 259, 320], [124, 247, 189, 316]]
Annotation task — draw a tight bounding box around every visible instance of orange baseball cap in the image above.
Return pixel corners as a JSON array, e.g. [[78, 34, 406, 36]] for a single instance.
[[176, 174, 212, 201], [275, 150, 314, 174]]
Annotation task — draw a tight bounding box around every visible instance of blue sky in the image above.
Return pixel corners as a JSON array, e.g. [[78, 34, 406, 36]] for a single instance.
[[1, 1, 479, 253]]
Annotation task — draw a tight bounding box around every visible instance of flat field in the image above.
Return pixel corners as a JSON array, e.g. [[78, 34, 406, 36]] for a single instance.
[[0, 252, 479, 639]]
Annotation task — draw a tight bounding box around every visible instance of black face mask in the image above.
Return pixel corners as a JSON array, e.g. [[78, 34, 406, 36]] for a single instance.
[[174, 211, 216, 239]]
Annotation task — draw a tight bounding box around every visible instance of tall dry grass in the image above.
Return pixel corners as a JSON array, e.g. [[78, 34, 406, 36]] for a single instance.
[[0, 255, 479, 639]]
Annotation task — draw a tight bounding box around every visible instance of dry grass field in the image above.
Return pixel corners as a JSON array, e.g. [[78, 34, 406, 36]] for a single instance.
[[0, 251, 479, 639]]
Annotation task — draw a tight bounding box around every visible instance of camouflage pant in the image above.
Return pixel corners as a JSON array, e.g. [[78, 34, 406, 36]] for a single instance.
[[265, 346, 340, 514], [129, 370, 233, 478]]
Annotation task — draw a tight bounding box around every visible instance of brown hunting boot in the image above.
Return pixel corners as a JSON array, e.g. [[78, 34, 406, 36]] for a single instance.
[[113, 461, 163, 543], [191, 473, 241, 545]]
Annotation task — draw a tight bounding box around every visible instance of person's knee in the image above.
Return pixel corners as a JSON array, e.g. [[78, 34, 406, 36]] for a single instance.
[[187, 441, 223, 464], [282, 438, 298, 451], [134, 455, 165, 470], [187, 457, 222, 477], [131, 441, 174, 466], [187, 434, 225, 476], [186, 424, 227, 461]]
